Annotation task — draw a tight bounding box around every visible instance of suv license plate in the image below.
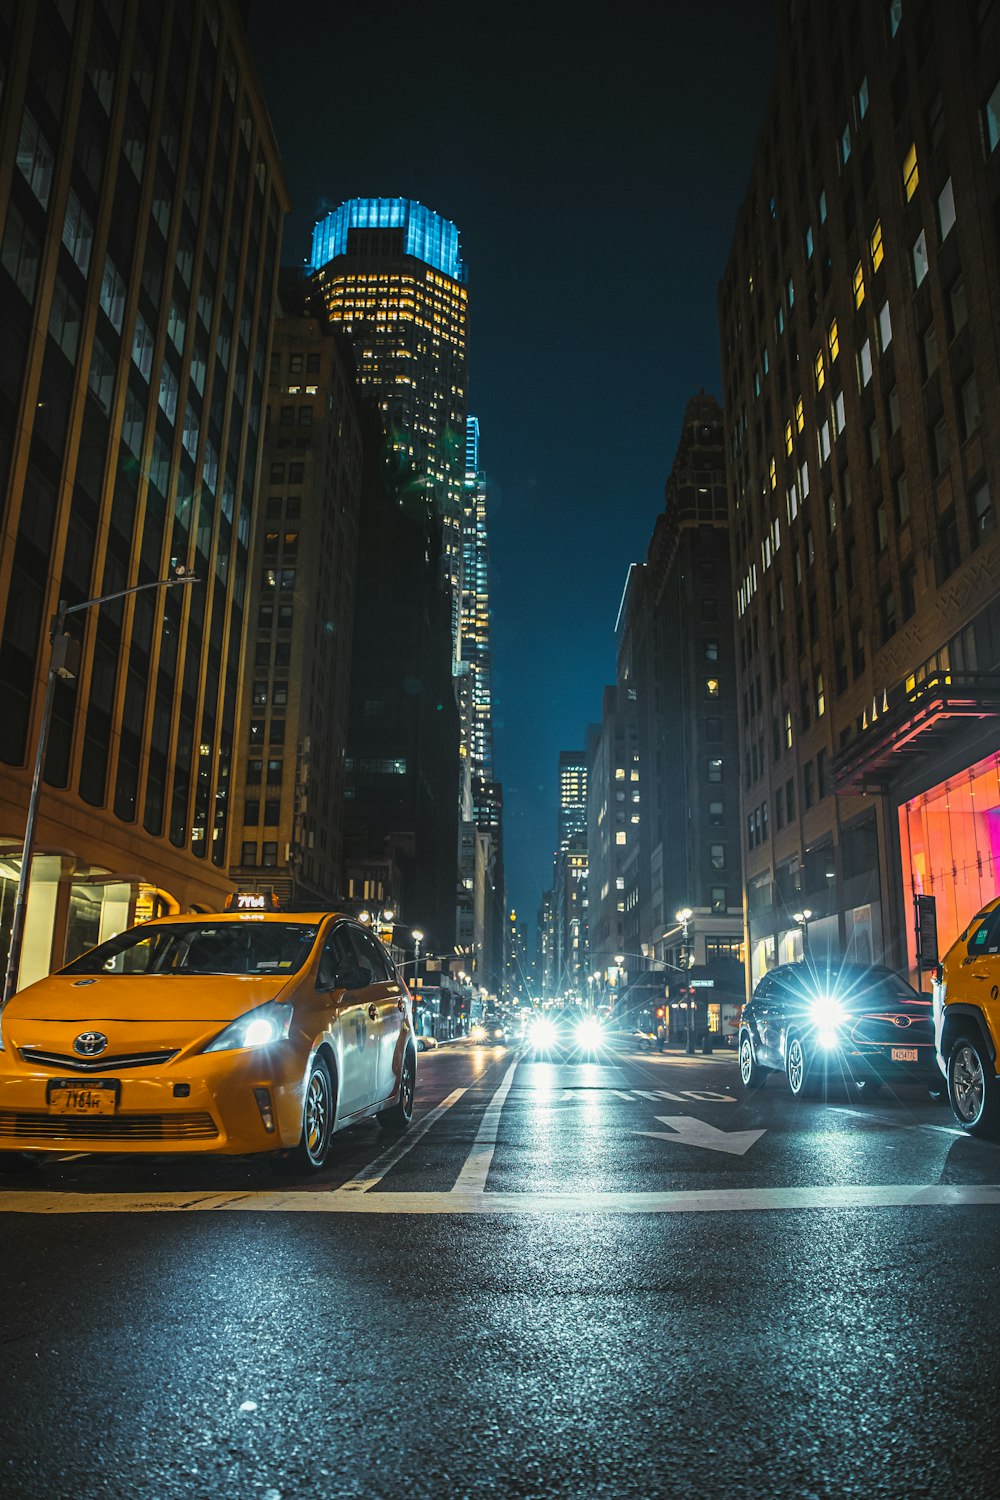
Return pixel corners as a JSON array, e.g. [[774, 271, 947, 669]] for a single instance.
[[891, 1047, 918, 1063], [48, 1079, 119, 1115]]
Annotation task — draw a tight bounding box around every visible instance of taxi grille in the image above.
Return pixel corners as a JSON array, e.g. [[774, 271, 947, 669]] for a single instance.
[[0, 1112, 218, 1141], [18, 1048, 178, 1073]]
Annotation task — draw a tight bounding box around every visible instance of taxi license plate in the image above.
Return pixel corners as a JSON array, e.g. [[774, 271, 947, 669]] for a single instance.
[[891, 1047, 918, 1063], [47, 1079, 119, 1115]]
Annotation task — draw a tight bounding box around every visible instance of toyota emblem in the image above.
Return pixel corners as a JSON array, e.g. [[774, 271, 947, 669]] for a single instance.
[[73, 1031, 108, 1056]]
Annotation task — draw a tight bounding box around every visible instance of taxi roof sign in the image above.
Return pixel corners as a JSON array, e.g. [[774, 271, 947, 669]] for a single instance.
[[226, 889, 281, 912]]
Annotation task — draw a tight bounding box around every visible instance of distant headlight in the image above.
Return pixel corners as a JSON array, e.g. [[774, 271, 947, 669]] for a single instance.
[[202, 1000, 293, 1053], [530, 1016, 557, 1047], [809, 995, 849, 1036], [576, 1016, 604, 1050]]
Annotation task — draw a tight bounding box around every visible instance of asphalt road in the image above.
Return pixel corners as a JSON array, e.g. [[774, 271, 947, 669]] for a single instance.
[[2, 1040, 999, 1499]]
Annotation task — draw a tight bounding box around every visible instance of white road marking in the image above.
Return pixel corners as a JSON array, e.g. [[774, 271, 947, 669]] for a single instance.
[[450, 1058, 519, 1192], [338, 1086, 468, 1193], [636, 1115, 766, 1156], [2, 1183, 1000, 1215]]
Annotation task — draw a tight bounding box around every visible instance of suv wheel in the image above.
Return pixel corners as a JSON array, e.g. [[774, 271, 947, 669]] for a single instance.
[[948, 1036, 1000, 1138], [738, 1031, 767, 1090], [786, 1033, 820, 1099]]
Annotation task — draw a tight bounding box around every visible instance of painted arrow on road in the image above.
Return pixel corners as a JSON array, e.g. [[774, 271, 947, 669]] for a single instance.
[[636, 1115, 765, 1157]]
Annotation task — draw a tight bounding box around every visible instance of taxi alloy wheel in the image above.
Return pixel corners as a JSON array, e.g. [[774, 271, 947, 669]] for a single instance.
[[283, 1055, 335, 1172], [948, 1037, 1000, 1138], [378, 1048, 415, 1131], [738, 1031, 767, 1090]]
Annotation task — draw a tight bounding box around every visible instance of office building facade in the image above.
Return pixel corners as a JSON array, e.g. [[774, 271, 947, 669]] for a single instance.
[[0, 0, 286, 987], [719, 0, 1000, 987], [229, 274, 363, 907]]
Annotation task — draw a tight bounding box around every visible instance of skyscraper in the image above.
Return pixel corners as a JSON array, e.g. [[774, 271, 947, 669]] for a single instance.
[[719, 0, 1000, 988], [459, 416, 494, 779], [309, 197, 469, 655], [0, 0, 286, 987], [558, 750, 588, 851], [229, 272, 363, 907]]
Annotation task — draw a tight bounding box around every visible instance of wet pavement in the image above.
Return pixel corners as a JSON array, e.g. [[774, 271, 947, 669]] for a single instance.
[[1, 1040, 999, 1497]]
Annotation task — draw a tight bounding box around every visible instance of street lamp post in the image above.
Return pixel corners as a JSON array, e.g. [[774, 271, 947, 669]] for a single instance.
[[793, 908, 813, 959], [1, 568, 199, 1007], [676, 908, 694, 1052]]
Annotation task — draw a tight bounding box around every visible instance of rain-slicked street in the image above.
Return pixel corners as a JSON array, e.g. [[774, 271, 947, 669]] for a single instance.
[[2, 1038, 1000, 1499]]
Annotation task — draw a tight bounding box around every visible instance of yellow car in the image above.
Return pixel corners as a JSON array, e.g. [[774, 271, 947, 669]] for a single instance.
[[0, 909, 416, 1171], [934, 895, 1000, 1137]]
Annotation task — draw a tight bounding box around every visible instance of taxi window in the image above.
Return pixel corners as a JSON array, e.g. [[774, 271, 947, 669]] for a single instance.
[[348, 927, 393, 984], [316, 927, 355, 990], [969, 909, 1000, 955], [61, 922, 319, 976]]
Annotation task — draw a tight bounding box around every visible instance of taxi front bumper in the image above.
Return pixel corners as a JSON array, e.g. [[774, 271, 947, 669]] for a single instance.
[[0, 1044, 308, 1155]]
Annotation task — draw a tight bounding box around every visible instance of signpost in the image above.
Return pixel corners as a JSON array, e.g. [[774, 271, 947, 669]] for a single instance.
[[914, 893, 938, 993]]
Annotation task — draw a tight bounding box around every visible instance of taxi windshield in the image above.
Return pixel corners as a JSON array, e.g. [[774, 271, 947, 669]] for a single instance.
[[60, 922, 320, 977]]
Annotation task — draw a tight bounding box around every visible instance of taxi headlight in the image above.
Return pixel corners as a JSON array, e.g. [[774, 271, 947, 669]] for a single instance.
[[809, 995, 849, 1034], [203, 1000, 293, 1053], [576, 1017, 604, 1049]]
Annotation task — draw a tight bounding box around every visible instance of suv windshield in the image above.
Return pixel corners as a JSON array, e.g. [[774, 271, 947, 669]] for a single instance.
[[60, 922, 320, 977]]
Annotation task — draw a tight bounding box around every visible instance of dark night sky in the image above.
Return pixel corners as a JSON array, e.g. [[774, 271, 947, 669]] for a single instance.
[[248, 2, 778, 937]]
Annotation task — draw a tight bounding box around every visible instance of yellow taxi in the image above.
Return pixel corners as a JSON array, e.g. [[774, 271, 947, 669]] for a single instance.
[[0, 905, 416, 1171], [934, 894, 1000, 1137]]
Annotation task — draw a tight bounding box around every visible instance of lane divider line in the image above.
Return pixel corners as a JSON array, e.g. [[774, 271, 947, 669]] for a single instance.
[[450, 1058, 520, 1193], [337, 1086, 468, 1193], [2, 1182, 1000, 1216]]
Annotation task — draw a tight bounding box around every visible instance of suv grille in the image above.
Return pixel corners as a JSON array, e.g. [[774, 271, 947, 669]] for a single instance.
[[18, 1048, 178, 1073], [0, 1111, 218, 1141]]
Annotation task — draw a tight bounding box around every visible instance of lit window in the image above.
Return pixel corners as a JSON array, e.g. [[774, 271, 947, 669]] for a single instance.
[[912, 229, 929, 287], [937, 178, 956, 240], [903, 143, 919, 201], [878, 300, 893, 351], [784, 420, 793, 456], [615, 831, 627, 845], [828, 319, 840, 361], [871, 220, 884, 271], [814, 350, 825, 391], [785, 710, 793, 749], [770, 457, 777, 489], [614, 767, 625, 780], [708, 758, 723, 783], [853, 261, 866, 308], [706, 678, 720, 699], [816, 672, 825, 717], [795, 396, 804, 432], [986, 77, 1000, 153], [859, 339, 873, 387]]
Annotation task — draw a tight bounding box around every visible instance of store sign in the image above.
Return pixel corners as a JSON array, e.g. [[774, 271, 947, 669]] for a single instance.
[[690, 979, 715, 988]]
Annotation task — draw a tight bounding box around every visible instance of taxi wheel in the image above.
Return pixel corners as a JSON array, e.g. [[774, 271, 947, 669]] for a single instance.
[[948, 1037, 1000, 1138], [276, 1056, 335, 1173], [378, 1047, 415, 1131]]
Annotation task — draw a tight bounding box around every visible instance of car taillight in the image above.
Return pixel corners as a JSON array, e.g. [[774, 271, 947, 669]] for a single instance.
[[931, 963, 943, 985]]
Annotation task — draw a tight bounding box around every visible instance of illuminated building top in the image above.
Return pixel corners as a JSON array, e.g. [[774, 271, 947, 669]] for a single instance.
[[309, 198, 467, 283]]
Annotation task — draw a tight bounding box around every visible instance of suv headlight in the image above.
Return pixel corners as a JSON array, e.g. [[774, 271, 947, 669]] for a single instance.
[[576, 1016, 604, 1049], [809, 995, 848, 1049], [202, 1000, 293, 1053]]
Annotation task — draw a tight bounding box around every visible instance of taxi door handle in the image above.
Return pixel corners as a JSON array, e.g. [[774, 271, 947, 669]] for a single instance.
[[367, 1003, 378, 1020], [397, 998, 406, 1012]]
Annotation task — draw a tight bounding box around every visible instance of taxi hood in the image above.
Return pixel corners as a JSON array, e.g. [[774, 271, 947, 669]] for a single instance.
[[1, 973, 296, 1025]]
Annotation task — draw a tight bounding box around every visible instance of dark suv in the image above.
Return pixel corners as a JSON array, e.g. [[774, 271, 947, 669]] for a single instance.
[[738, 961, 940, 1098]]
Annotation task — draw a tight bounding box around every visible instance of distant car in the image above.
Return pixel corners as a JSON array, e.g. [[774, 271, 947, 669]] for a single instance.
[[935, 896, 1000, 1136], [0, 909, 416, 1172], [524, 1008, 606, 1056], [738, 961, 939, 1099], [416, 1034, 439, 1052]]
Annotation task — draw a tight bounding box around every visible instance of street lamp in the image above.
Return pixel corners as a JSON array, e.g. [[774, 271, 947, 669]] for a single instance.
[[676, 908, 695, 1051], [1, 567, 200, 1006], [793, 909, 813, 958]]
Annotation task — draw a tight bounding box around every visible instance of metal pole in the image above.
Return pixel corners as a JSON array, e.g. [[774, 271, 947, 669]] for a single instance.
[[2, 662, 60, 1006]]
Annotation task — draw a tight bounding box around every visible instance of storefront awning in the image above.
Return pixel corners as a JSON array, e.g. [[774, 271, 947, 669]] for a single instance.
[[834, 671, 1000, 792]]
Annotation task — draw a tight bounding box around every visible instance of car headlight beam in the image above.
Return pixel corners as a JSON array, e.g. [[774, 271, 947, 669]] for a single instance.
[[809, 995, 849, 1037], [575, 1017, 605, 1050], [203, 1000, 293, 1053], [530, 1016, 557, 1048]]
